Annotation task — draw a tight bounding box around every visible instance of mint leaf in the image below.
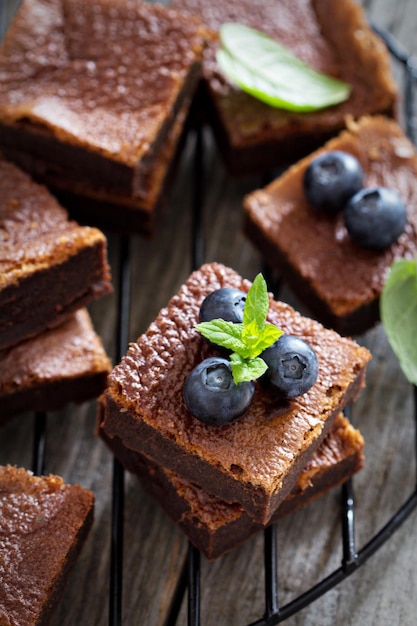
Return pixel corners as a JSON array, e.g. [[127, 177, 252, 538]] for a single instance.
[[241, 318, 262, 351], [241, 273, 282, 356], [196, 273, 283, 383], [216, 23, 351, 112], [380, 258, 417, 385], [255, 322, 283, 352], [242, 319, 282, 354], [230, 353, 268, 384], [243, 273, 269, 331], [196, 319, 250, 356]]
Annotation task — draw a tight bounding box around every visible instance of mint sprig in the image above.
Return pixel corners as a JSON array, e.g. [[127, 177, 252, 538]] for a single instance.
[[196, 273, 282, 383], [380, 258, 417, 385], [216, 23, 351, 112]]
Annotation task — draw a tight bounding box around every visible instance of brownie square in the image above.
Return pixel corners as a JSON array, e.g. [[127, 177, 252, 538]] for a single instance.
[[98, 263, 371, 524], [172, 0, 397, 176], [0, 156, 112, 350], [0, 309, 111, 422], [52, 102, 191, 236], [0, 0, 208, 235], [0, 465, 94, 626], [244, 115, 417, 335], [99, 413, 364, 560]]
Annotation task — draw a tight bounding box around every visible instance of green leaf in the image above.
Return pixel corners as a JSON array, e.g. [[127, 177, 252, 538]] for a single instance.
[[380, 258, 417, 385], [196, 320, 251, 357], [256, 322, 283, 352], [241, 318, 261, 349], [216, 23, 351, 112], [230, 353, 268, 383], [243, 273, 269, 331], [242, 320, 282, 355]]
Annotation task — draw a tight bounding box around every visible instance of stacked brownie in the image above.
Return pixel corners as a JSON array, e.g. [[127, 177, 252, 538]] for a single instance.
[[172, 0, 398, 176], [0, 0, 208, 236], [98, 263, 370, 558], [0, 157, 109, 622], [100, 413, 364, 559], [0, 155, 112, 422], [0, 465, 95, 625], [243, 115, 417, 335]]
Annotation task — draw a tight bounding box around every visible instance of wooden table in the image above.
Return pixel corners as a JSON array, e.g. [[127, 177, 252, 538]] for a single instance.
[[1, 1, 417, 624]]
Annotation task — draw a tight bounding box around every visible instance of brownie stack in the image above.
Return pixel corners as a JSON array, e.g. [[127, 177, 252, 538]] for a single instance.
[[0, 155, 113, 424], [0, 0, 208, 236], [98, 263, 370, 559], [0, 155, 111, 621]]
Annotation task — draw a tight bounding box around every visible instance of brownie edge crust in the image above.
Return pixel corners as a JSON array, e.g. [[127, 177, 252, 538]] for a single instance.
[[99, 263, 371, 525]]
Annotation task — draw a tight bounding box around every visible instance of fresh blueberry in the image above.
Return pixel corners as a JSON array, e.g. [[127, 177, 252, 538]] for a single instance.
[[199, 288, 246, 324], [260, 335, 319, 399], [303, 150, 364, 214], [183, 357, 254, 425], [344, 186, 407, 250]]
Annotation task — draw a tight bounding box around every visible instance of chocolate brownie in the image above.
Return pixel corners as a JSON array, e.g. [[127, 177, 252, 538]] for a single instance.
[[0, 309, 111, 423], [99, 413, 364, 560], [244, 115, 417, 335], [0, 0, 207, 235], [0, 156, 112, 350], [0, 465, 94, 626], [99, 263, 371, 524], [52, 98, 191, 236], [172, 0, 397, 176]]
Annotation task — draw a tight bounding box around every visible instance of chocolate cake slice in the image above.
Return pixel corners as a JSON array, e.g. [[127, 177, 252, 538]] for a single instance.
[[0, 465, 94, 626], [0, 309, 111, 423], [0, 156, 112, 350], [172, 0, 397, 176], [99, 413, 364, 560], [0, 0, 207, 235], [244, 116, 417, 335], [99, 263, 371, 524]]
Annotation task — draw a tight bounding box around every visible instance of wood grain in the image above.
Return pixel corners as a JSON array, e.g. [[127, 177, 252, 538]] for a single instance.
[[1, 1, 417, 625]]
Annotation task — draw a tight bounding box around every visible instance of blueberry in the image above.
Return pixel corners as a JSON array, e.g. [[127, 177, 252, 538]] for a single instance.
[[199, 288, 246, 324], [183, 357, 254, 425], [344, 186, 407, 250], [260, 335, 319, 399], [303, 150, 364, 214]]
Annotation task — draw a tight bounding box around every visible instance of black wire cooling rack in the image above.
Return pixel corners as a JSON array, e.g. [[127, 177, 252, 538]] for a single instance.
[[27, 23, 417, 626]]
